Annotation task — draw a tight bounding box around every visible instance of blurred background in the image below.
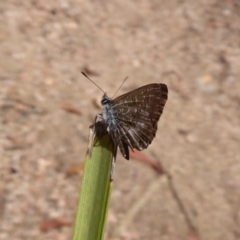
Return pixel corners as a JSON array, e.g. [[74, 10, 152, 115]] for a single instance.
[[0, 1, 240, 239]]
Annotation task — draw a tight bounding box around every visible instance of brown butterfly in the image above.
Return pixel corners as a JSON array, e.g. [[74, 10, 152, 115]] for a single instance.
[[83, 72, 168, 160]]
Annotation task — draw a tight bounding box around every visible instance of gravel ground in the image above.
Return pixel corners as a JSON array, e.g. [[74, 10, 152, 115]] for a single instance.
[[0, 1, 240, 240]]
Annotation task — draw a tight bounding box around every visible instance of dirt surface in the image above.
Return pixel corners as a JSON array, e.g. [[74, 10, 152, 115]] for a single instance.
[[1, 1, 240, 240]]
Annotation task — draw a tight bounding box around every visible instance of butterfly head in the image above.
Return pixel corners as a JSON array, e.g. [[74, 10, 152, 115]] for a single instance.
[[101, 93, 111, 106]]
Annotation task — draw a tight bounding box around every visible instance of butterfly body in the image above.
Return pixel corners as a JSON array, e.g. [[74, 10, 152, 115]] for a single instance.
[[101, 94, 118, 131], [100, 83, 168, 160]]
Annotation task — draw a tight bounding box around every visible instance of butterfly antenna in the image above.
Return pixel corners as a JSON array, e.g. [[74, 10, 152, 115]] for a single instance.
[[81, 72, 105, 94], [112, 76, 128, 98]]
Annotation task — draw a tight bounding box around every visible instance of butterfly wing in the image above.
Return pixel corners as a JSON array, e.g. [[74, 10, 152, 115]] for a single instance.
[[108, 83, 168, 160]]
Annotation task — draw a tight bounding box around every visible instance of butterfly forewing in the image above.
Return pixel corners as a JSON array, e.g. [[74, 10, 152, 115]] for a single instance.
[[102, 83, 168, 160]]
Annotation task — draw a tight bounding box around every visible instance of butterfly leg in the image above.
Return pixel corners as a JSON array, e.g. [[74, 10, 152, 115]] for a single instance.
[[88, 114, 106, 158], [87, 115, 98, 158], [110, 140, 118, 181]]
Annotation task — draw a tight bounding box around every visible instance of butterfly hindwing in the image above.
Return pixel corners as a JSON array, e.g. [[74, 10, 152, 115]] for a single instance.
[[103, 83, 168, 160]]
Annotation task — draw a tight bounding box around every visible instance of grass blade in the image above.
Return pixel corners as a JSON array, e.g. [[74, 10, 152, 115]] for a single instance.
[[72, 133, 113, 240]]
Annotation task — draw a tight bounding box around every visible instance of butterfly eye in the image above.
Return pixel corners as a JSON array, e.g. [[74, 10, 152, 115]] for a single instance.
[[101, 97, 110, 105]]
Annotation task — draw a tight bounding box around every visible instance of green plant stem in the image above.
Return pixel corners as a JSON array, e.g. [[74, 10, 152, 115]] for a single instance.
[[72, 134, 113, 240]]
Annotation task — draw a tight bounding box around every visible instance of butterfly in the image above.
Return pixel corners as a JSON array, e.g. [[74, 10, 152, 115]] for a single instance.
[[83, 72, 168, 160]]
